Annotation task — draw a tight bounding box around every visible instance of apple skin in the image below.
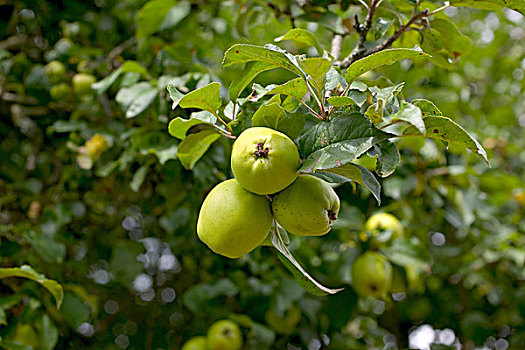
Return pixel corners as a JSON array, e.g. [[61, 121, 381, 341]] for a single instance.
[[86, 134, 109, 160], [365, 212, 404, 240], [207, 319, 243, 350], [351, 251, 392, 299], [197, 179, 272, 259], [72, 73, 96, 96], [271, 174, 340, 236], [50, 82, 72, 100], [181, 336, 208, 350], [231, 127, 300, 195], [44, 60, 66, 84]]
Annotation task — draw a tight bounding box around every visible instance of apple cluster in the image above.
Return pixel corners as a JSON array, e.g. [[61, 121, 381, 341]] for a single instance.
[[181, 319, 242, 350], [197, 127, 341, 258]]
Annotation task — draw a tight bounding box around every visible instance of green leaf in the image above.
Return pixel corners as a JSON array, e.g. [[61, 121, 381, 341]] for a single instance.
[[298, 111, 392, 159], [168, 111, 217, 139], [252, 103, 305, 140], [412, 99, 442, 117], [130, 163, 150, 192], [178, 82, 222, 114], [297, 10, 345, 34], [365, 99, 385, 125], [183, 278, 238, 315], [450, 0, 525, 15], [345, 48, 430, 84], [381, 238, 430, 271], [228, 61, 276, 102], [61, 292, 90, 329], [136, 0, 190, 41], [403, 116, 490, 165], [40, 315, 59, 350], [431, 18, 472, 58], [268, 78, 308, 100], [369, 140, 400, 177], [322, 164, 381, 204], [298, 57, 332, 92], [222, 44, 304, 78], [177, 130, 220, 170], [327, 96, 357, 107], [167, 84, 185, 109], [275, 28, 324, 56], [391, 101, 425, 134], [92, 61, 149, 95], [115, 82, 157, 118], [252, 78, 308, 102], [110, 241, 144, 289], [270, 225, 344, 296], [0, 265, 63, 308]]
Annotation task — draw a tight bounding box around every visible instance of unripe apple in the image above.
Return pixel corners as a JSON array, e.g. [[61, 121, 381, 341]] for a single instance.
[[351, 251, 392, 298], [231, 127, 300, 195], [365, 212, 404, 240], [271, 174, 340, 236], [72, 73, 96, 96], [197, 179, 272, 258], [265, 304, 301, 335], [44, 60, 66, 84], [207, 319, 243, 350], [181, 336, 208, 350], [50, 82, 72, 100]]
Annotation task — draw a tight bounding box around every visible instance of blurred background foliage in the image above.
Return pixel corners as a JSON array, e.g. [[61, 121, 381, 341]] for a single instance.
[[0, 0, 524, 349]]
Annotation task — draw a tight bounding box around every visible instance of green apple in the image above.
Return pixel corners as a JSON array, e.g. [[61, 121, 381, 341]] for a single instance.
[[50, 82, 72, 100], [181, 336, 208, 350], [365, 212, 404, 242], [351, 251, 392, 298], [231, 127, 300, 195], [264, 304, 301, 335], [271, 174, 340, 236], [44, 60, 66, 84], [72, 73, 96, 96], [207, 319, 242, 350], [197, 179, 272, 258]]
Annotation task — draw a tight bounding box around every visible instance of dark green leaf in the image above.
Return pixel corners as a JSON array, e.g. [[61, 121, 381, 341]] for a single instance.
[[298, 111, 392, 159], [110, 241, 144, 289], [369, 140, 400, 177], [61, 293, 90, 329]]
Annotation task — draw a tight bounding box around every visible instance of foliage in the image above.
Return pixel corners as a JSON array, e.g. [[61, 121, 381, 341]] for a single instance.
[[0, 0, 524, 349]]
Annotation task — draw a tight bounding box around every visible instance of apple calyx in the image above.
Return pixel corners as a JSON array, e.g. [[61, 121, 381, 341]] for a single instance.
[[254, 141, 269, 158], [328, 210, 338, 222]]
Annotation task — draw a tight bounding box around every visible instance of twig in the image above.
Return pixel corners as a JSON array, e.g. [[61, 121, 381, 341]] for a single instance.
[[331, 34, 343, 61], [299, 99, 324, 121], [306, 82, 328, 120], [338, 0, 382, 68], [107, 37, 137, 64], [368, 8, 429, 55]]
